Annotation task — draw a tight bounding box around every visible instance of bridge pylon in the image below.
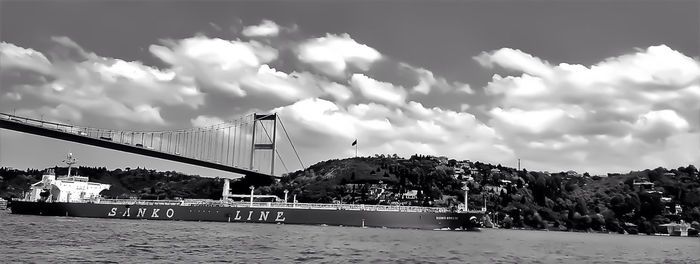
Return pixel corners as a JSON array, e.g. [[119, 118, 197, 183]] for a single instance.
[[250, 113, 277, 175]]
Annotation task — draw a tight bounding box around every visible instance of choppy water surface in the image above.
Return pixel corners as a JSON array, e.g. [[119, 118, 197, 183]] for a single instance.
[[0, 210, 697, 263]]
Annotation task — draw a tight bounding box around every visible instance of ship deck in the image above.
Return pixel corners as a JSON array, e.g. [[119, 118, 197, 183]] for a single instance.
[[42, 198, 485, 214]]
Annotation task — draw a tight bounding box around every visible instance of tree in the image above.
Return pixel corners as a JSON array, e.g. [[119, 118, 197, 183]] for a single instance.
[[532, 174, 547, 206], [680, 164, 698, 176], [448, 159, 457, 167], [638, 192, 663, 219]]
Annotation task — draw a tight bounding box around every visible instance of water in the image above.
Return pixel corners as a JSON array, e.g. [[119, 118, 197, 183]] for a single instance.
[[1, 210, 698, 263]]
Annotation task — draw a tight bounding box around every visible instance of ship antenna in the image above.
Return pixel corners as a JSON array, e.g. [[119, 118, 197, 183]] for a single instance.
[[63, 153, 77, 177]]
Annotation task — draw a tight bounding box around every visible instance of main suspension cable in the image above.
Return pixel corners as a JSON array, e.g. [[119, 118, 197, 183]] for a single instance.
[[278, 115, 305, 171], [258, 121, 290, 174]]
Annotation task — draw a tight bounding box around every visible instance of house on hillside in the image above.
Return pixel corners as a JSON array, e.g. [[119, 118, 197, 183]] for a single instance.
[[453, 166, 465, 179], [457, 161, 471, 167], [402, 190, 418, 200], [566, 170, 581, 177], [369, 182, 388, 197], [343, 183, 365, 194], [632, 179, 655, 193], [484, 185, 506, 194], [469, 167, 479, 175]]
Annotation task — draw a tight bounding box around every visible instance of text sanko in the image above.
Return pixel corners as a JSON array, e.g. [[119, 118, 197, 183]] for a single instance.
[[107, 207, 175, 218]]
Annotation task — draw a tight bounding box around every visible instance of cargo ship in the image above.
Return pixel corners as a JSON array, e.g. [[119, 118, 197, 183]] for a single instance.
[[8, 155, 484, 230]]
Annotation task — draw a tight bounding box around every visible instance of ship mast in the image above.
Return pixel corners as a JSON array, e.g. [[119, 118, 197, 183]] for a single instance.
[[63, 153, 77, 177]]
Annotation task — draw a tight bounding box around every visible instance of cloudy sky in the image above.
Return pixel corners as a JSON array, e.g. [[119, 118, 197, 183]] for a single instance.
[[1, 1, 698, 177]]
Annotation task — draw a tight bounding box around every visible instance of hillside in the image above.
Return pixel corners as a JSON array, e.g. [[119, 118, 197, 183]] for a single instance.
[[262, 155, 700, 233]]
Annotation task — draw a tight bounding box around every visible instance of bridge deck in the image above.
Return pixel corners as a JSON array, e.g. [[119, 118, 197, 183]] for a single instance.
[[0, 115, 276, 178]]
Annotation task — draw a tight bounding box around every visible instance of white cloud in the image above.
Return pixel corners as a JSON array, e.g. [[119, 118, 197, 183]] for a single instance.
[[272, 98, 511, 169], [489, 107, 569, 135], [632, 109, 690, 142], [0, 37, 204, 126], [380, 62, 479, 97], [16, 104, 82, 124], [475, 47, 552, 77], [150, 36, 278, 96], [297, 33, 381, 77], [275, 98, 358, 138], [191, 115, 226, 128], [405, 64, 442, 94], [456, 84, 474, 94], [241, 65, 325, 100], [589, 45, 700, 86], [131, 105, 166, 124], [322, 82, 353, 102], [150, 36, 339, 104], [155, 36, 277, 68], [99, 59, 175, 82], [0, 42, 52, 75], [398, 63, 473, 95], [242, 20, 280, 37], [3, 92, 22, 101], [349, 74, 407, 106], [484, 74, 548, 98], [478, 45, 700, 173]]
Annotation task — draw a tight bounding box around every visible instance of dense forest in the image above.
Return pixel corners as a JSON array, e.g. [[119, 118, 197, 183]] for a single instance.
[[2, 155, 698, 234]]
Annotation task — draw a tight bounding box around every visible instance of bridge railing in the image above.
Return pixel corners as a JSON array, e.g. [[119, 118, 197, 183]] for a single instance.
[[1, 113, 94, 137], [1, 113, 192, 156], [2, 113, 249, 164]]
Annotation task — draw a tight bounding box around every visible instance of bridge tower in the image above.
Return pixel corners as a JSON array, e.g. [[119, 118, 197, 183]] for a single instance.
[[249, 113, 277, 175]]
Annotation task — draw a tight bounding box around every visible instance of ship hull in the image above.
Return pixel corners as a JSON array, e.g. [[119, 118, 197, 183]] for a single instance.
[[8, 200, 482, 230]]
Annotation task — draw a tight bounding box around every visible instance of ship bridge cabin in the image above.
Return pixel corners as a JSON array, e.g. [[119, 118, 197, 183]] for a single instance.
[[26, 169, 111, 202]]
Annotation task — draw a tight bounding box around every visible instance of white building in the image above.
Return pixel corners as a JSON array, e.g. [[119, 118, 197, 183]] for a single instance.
[[402, 190, 418, 200]]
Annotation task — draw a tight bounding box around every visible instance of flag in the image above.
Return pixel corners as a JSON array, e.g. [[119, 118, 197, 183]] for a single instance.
[[352, 139, 357, 146]]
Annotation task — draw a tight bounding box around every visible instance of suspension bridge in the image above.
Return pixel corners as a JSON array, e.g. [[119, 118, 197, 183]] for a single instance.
[[0, 112, 305, 178]]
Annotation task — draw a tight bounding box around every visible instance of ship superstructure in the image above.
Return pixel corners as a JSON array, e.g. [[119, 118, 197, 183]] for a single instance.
[[25, 154, 111, 203]]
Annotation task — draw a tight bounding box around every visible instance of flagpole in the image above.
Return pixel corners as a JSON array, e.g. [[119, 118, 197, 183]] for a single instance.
[[352, 139, 358, 158]]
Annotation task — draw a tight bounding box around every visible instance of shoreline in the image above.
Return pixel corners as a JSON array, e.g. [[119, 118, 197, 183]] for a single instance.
[[482, 226, 700, 238]]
